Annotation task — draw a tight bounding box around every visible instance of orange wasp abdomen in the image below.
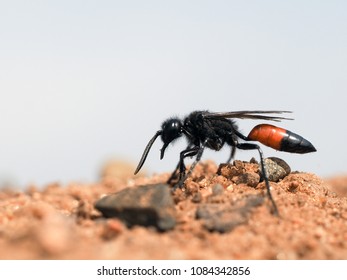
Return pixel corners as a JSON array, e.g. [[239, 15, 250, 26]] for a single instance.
[[247, 124, 316, 154]]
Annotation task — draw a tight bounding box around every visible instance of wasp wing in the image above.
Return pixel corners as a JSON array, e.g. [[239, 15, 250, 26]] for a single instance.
[[203, 110, 293, 122]]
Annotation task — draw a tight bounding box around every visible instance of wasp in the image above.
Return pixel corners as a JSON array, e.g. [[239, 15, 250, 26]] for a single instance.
[[134, 110, 316, 215]]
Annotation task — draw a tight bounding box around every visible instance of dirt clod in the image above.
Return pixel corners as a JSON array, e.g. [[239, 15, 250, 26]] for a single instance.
[[218, 160, 260, 187]]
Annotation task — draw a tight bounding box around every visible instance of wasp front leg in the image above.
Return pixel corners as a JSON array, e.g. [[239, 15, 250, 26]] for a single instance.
[[172, 141, 207, 190], [168, 146, 200, 186]]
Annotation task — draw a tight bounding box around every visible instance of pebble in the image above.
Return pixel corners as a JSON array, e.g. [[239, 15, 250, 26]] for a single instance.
[[233, 172, 260, 188], [196, 195, 264, 233], [95, 184, 176, 231], [212, 184, 225, 196], [262, 157, 291, 182]]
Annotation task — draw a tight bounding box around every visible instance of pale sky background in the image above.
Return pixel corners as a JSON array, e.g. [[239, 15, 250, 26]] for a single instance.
[[0, 1, 346, 189]]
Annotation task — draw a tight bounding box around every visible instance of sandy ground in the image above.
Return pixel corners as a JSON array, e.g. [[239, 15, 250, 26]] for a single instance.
[[0, 160, 346, 260]]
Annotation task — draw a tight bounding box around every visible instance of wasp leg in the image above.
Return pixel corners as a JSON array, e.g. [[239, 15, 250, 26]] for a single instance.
[[226, 145, 236, 164], [167, 146, 200, 185], [172, 142, 206, 190], [236, 142, 279, 216], [167, 162, 180, 184], [167, 144, 193, 184]]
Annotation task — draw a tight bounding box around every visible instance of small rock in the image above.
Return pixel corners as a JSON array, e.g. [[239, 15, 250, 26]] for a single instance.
[[212, 184, 225, 196], [191, 192, 202, 203], [233, 172, 260, 188], [262, 157, 291, 182], [101, 219, 125, 240], [95, 184, 176, 231], [196, 204, 245, 233], [196, 195, 264, 233]]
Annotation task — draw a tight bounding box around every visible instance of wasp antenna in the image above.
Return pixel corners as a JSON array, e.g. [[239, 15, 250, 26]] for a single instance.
[[134, 130, 162, 175]]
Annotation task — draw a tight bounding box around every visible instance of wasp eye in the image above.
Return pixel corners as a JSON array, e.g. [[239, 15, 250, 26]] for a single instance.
[[161, 118, 182, 144]]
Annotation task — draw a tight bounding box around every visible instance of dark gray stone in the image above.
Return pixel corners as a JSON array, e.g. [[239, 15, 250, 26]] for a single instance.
[[95, 184, 176, 231], [196, 195, 264, 233]]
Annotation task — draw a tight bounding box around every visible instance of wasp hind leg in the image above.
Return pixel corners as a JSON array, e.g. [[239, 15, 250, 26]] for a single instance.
[[236, 142, 279, 216], [226, 145, 236, 164]]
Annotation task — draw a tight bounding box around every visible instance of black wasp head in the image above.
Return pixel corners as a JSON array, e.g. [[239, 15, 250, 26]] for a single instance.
[[134, 117, 183, 175], [160, 118, 183, 159]]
